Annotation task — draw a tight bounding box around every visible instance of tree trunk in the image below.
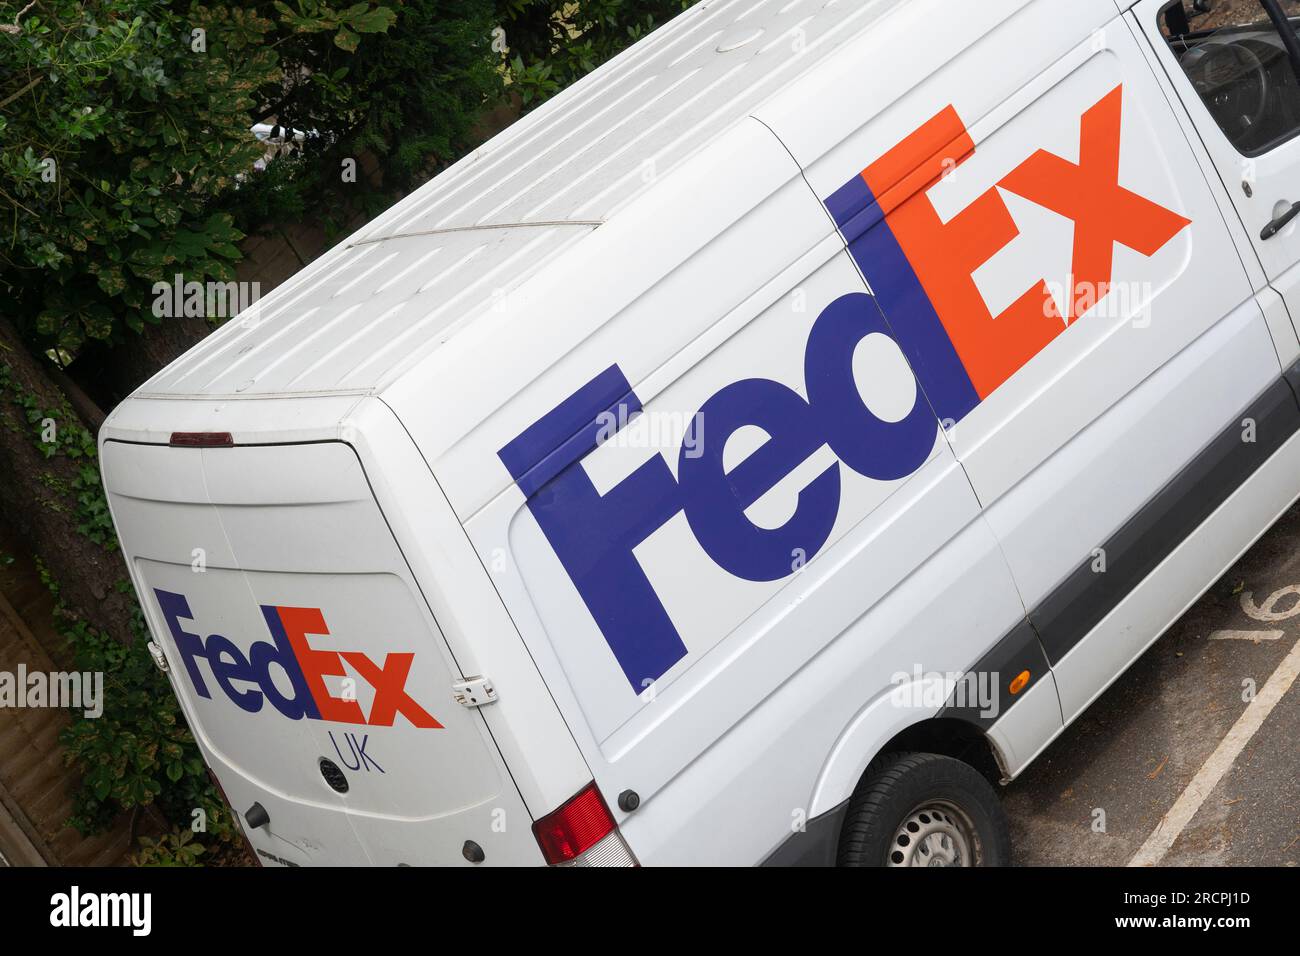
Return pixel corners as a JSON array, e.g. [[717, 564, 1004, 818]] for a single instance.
[[0, 317, 136, 647], [68, 315, 212, 411]]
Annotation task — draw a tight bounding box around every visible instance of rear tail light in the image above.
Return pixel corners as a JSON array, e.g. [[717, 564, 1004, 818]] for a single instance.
[[532, 782, 638, 867], [169, 431, 234, 447]]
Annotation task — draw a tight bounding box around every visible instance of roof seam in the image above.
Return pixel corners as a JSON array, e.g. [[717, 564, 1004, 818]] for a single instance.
[[351, 220, 604, 246]]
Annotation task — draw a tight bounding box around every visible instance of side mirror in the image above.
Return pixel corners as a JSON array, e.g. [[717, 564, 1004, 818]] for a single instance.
[[1163, 2, 1192, 37], [1162, 0, 1214, 37]]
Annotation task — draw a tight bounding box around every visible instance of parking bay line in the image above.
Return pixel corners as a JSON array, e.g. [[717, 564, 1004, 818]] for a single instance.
[[1128, 633, 1300, 866], [1208, 629, 1284, 641]]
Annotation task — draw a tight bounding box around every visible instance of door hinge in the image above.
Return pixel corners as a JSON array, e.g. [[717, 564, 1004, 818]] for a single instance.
[[146, 641, 170, 673], [452, 677, 497, 708]]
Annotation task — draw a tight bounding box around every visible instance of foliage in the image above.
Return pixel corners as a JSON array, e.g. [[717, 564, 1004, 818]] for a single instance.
[[0, 0, 686, 355], [0, 0, 503, 355], [253, 0, 504, 222], [0, 0, 279, 353], [498, 0, 692, 105], [57, 603, 241, 861], [273, 0, 397, 52], [212, 0, 505, 237], [0, 355, 237, 857], [0, 362, 115, 547], [57, 607, 189, 824], [133, 827, 206, 866]]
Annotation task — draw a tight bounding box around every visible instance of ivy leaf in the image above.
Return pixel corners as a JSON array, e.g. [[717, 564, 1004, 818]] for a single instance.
[[334, 26, 360, 52], [95, 266, 126, 296], [346, 6, 396, 34]]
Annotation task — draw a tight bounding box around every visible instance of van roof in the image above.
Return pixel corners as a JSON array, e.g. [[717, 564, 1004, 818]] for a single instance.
[[137, 0, 910, 399]]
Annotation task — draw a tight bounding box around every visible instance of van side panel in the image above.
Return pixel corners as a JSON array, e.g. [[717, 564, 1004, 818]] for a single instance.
[[610, 515, 1027, 865], [439, 12, 1097, 863], [462, 219, 1041, 862]]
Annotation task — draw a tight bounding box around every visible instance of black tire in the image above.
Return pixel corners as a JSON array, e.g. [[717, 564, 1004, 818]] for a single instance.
[[838, 751, 1011, 867]]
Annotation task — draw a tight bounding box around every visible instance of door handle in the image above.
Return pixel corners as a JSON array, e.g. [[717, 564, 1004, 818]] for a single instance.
[[1261, 201, 1300, 240]]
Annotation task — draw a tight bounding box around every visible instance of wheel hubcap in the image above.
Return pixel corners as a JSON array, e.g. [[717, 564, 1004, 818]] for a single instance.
[[886, 802, 976, 867]]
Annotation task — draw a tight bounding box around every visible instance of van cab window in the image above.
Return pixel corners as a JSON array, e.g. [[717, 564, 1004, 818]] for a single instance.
[[1161, 0, 1300, 155]]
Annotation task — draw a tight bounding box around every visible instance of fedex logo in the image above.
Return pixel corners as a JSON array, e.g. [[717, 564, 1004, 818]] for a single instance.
[[152, 589, 442, 728], [499, 85, 1190, 692], [826, 84, 1190, 423]]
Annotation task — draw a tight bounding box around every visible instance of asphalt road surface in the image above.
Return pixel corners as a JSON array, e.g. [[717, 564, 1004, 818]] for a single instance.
[[1004, 501, 1300, 866]]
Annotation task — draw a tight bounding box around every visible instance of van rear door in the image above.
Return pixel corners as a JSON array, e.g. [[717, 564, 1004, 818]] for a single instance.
[[102, 439, 541, 866]]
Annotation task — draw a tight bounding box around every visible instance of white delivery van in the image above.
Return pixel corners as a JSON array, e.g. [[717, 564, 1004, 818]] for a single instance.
[[102, 0, 1300, 867]]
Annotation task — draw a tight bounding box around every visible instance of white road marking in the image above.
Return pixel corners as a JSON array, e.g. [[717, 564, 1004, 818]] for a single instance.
[[1240, 586, 1300, 622], [1128, 634, 1300, 867], [1208, 629, 1284, 641]]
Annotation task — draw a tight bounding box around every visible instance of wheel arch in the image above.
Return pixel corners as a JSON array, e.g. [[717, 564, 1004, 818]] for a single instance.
[[807, 682, 1009, 819]]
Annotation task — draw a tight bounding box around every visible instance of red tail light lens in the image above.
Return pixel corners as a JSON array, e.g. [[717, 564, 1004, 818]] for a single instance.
[[532, 782, 617, 864], [169, 431, 234, 447]]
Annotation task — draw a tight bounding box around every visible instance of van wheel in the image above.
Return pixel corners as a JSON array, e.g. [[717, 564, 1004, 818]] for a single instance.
[[838, 752, 1011, 867]]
